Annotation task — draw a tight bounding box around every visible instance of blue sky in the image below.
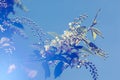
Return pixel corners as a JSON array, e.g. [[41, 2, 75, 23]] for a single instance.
[[0, 0, 120, 80]]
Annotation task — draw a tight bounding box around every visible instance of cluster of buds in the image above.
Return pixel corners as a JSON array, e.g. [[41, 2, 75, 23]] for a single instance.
[[32, 12, 107, 80], [40, 15, 106, 61]]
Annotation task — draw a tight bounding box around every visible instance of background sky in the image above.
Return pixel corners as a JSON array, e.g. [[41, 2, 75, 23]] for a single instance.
[[0, 0, 120, 80]]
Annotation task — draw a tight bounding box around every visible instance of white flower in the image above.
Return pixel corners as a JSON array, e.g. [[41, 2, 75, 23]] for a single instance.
[[61, 34, 66, 39], [50, 39, 57, 46], [63, 30, 72, 38], [44, 45, 50, 51], [68, 22, 72, 26]]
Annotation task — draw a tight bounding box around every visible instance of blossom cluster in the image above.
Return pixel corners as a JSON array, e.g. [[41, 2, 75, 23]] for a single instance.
[[33, 15, 106, 80]]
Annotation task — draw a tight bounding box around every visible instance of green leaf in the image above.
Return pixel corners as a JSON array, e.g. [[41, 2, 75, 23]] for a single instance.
[[91, 30, 97, 40], [48, 32, 62, 39], [54, 61, 64, 78], [81, 46, 93, 55], [42, 62, 50, 78], [91, 27, 104, 39], [15, 0, 28, 12]]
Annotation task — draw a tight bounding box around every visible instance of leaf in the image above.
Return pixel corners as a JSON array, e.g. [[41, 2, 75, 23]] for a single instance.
[[73, 45, 93, 54], [13, 22, 24, 29], [48, 32, 62, 39], [54, 61, 64, 78], [46, 54, 69, 64], [74, 45, 91, 54], [89, 42, 98, 49], [15, 0, 28, 12], [41, 62, 50, 78], [81, 46, 93, 54], [74, 45, 83, 49], [33, 50, 41, 58], [76, 26, 86, 34], [70, 52, 79, 59], [91, 27, 104, 38], [69, 53, 79, 64], [91, 30, 97, 40]]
